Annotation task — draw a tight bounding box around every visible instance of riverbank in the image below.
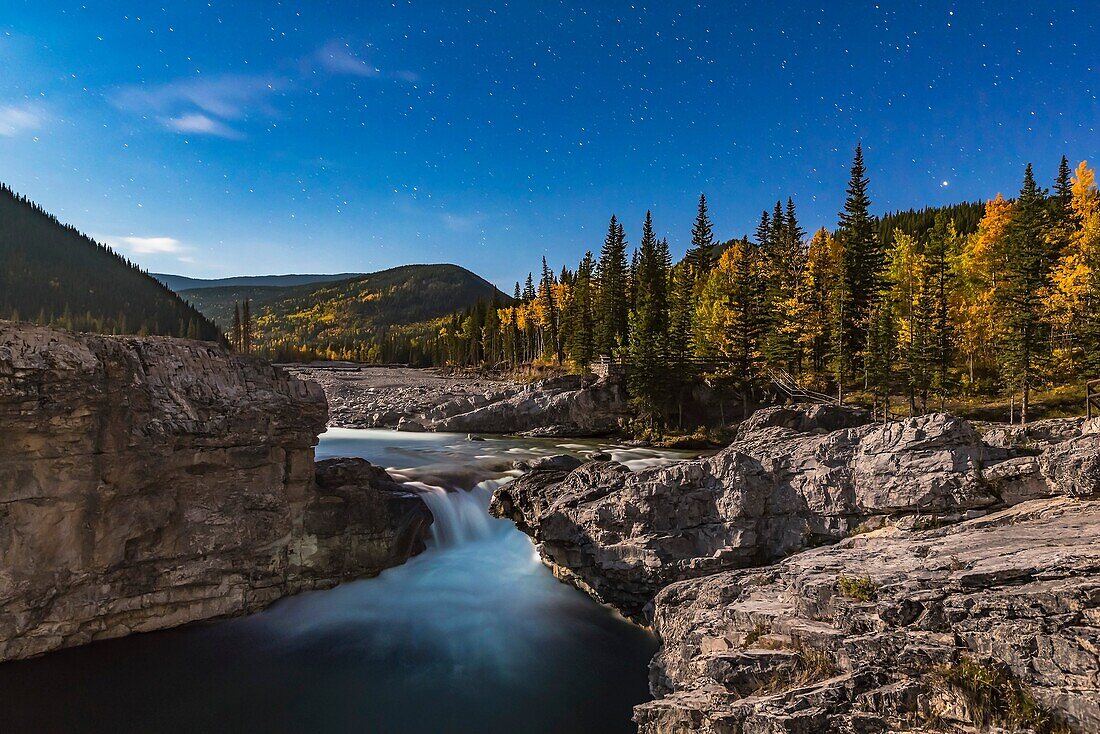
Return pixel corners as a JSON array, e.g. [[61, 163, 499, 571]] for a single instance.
[[492, 405, 1100, 732], [284, 364, 630, 436], [0, 429, 677, 734]]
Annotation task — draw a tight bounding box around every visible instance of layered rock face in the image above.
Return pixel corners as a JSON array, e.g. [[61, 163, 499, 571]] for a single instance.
[[638, 498, 1099, 733], [491, 403, 1100, 731], [0, 323, 431, 662]]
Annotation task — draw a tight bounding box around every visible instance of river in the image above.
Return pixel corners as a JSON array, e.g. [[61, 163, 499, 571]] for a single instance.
[[0, 429, 694, 734]]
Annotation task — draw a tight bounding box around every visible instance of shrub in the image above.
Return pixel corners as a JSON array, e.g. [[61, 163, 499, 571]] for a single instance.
[[837, 574, 878, 602]]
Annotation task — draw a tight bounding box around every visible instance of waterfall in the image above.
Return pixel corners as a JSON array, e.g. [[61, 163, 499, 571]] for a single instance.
[[405, 480, 503, 547]]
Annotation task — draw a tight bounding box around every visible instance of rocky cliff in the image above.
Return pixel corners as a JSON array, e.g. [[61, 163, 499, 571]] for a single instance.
[[0, 322, 431, 662], [289, 365, 629, 435], [491, 404, 1100, 732]]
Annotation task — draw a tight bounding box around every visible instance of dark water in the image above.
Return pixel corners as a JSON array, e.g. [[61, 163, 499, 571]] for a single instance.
[[0, 429, 689, 734]]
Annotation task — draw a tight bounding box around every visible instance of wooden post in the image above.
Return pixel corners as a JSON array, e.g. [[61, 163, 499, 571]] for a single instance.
[[1088, 379, 1100, 420]]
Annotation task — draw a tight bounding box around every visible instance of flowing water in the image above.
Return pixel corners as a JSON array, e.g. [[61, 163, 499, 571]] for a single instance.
[[0, 429, 695, 734]]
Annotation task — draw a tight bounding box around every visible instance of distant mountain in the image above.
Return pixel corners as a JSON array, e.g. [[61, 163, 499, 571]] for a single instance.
[[154, 272, 364, 292], [182, 264, 512, 362], [0, 184, 221, 340]]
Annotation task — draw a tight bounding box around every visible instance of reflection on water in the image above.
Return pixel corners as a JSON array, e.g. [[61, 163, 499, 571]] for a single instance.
[[0, 429, 693, 734]]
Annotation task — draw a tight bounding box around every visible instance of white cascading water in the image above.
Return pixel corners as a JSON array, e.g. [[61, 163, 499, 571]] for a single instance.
[[404, 479, 503, 547]]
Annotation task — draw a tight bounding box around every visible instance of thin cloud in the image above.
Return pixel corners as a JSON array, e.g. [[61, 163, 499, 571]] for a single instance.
[[316, 41, 380, 78], [0, 104, 42, 137], [164, 113, 243, 139], [108, 74, 286, 137], [314, 40, 418, 82], [106, 235, 188, 256]]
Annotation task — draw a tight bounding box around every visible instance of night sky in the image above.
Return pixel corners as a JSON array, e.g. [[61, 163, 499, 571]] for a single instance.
[[1, 1, 1097, 286]]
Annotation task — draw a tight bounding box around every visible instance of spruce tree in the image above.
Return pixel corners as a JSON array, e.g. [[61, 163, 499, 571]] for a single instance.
[[540, 257, 563, 364], [232, 302, 242, 351], [685, 193, 717, 274], [999, 163, 1052, 423], [596, 215, 629, 357], [837, 143, 881, 383], [241, 299, 252, 354], [568, 251, 598, 370], [626, 211, 671, 427], [719, 238, 767, 419]]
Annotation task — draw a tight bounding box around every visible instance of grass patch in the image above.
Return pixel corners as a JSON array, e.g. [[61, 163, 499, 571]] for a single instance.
[[846, 522, 875, 537], [741, 621, 771, 648], [933, 657, 1073, 734], [837, 574, 878, 602], [757, 644, 838, 694]]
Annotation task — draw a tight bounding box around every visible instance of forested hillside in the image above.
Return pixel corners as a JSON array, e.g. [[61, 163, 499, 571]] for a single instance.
[[432, 148, 1100, 427], [184, 264, 510, 363], [0, 184, 221, 340], [155, 272, 363, 292]]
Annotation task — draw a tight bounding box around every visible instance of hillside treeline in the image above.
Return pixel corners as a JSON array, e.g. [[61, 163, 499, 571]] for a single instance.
[[436, 147, 1100, 426], [0, 184, 221, 341]]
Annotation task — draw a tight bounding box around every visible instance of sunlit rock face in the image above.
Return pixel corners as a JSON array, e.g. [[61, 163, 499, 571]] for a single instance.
[[491, 406, 1006, 620], [492, 402, 1100, 732], [0, 322, 429, 661]]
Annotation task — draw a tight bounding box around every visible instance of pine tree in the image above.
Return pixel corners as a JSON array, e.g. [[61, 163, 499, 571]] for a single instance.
[[523, 273, 536, 301], [232, 302, 242, 351], [999, 164, 1052, 424], [626, 211, 670, 426], [540, 256, 563, 364], [596, 215, 629, 356], [754, 210, 772, 252], [925, 213, 958, 407], [699, 239, 770, 418], [865, 295, 898, 420], [837, 144, 882, 381], [241, 299, 252, 354], [685, 193, 717, 274], [567, 251, 598, 370]]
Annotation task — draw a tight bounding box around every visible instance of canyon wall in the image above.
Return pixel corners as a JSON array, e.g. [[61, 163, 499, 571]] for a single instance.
[[0, 322, 429, 662]]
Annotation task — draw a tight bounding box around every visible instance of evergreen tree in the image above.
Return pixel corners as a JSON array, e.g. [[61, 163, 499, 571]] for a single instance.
[[837, 144, 882, 380], [925, 213, 958, 407], [754, 210, 772, 252], [540, 256, 563, 364], [626, 211, 670, 426], [998, 164, 1052, 424], [865, 294, 898, 420], [685, 193, 717, 274], [241, 299, 252, 354], [567, 251, 598, 370], [523, 273, 536, 301], [596, 215, 629, 356], [232, 302, 242, 351]]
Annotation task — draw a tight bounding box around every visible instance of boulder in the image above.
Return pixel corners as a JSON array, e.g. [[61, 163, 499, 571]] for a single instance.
[[491, 408, 1004, 620], [637, 498, 1100, 734], [512, 454, 583, 473], [295, 458, 433, 588], [1039, 432, 1100, 498]]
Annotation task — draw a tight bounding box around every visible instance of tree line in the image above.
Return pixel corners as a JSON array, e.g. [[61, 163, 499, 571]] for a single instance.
[[0, 183, 222, 341], [434, 146, 1100, 426]]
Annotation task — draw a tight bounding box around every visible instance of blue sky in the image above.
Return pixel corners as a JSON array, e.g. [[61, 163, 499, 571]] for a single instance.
[[0, 1, 1097, 288]]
